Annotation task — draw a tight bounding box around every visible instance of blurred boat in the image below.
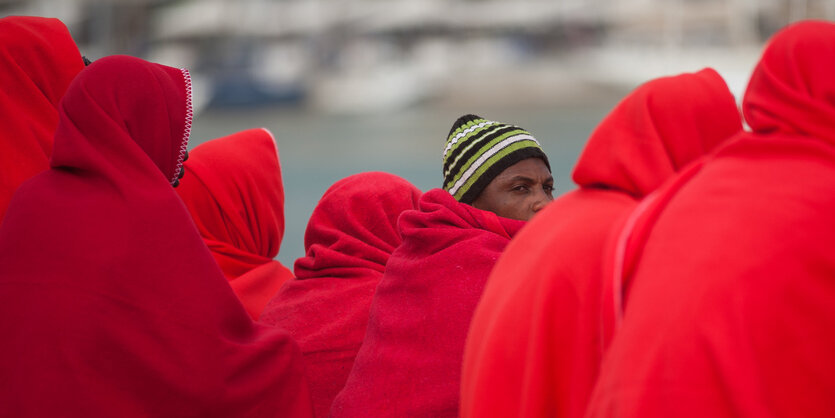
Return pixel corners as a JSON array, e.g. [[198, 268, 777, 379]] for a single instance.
[[9, 0, 835, 112]]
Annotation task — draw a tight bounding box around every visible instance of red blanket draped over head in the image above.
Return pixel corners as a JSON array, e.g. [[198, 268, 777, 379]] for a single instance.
[[0, 16, 84, 222], [460, 68, 742, 418], [176, 127, 294, 319], [0, 55, 312, 417], [587, 20, 835, 418], [329, 188, 525, 417], [260, 172, 422, 418]]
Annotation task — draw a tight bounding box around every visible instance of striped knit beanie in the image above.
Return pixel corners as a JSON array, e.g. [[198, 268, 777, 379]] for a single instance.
[[443, 114, 550, 204]]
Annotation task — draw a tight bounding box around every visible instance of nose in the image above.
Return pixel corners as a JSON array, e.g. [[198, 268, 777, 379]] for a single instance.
[[531, 189, 551, 213]]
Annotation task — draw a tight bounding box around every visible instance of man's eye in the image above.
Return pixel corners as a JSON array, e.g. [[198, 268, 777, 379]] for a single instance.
[[513, 185, 529, 192]]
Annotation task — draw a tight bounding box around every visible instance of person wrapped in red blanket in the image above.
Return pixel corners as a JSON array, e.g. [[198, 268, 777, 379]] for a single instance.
[[460, 68, 742, 418], [586, 20, 835, 418], [0, 16, 85, 222], [0, 55, 312, 417], [176, 128, 295, 319], [260, 172, 422, 418], [330, 116, 552, 417]]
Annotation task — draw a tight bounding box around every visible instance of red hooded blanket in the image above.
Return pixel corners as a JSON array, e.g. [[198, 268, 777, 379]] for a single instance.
[[329, 188, 525, 417], [0, 56, 312, 417], [0, 16, 84, 222], [587, 21, 835, 418], [260, 172, 422, 418], [176, 127, 294, 319], [460, 68, 742, 418]]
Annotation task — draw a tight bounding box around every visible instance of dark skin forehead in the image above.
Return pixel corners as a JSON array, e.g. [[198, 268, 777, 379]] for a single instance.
[[472, 158, 554, 221]]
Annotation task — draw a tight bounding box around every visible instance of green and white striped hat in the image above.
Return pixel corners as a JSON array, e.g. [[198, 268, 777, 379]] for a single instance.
[[442, 114, 550, 203]]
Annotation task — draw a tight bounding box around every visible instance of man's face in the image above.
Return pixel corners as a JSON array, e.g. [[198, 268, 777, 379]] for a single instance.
[[471, 158, 554, 221]]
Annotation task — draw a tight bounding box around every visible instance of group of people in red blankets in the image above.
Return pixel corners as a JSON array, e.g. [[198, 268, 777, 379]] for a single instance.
[[1, 14, 832, 418]]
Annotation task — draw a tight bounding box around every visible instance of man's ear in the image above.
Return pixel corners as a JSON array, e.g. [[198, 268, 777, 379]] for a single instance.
[[470, 196, 484, 210]]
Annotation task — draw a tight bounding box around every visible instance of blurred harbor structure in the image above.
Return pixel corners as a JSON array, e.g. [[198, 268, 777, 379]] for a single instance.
[[3, 0, 834, 113]]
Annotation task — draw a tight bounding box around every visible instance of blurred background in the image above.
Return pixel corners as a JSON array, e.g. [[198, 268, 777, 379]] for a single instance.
[[3, 0, 833, 265]]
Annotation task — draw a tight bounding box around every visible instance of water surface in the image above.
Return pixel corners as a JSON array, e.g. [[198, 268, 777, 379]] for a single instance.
[[189, 102, 617, 267]]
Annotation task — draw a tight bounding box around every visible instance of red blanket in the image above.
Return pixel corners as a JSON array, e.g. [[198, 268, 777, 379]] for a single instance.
[[0, 16, 83, 222], [460, 68, 742, 418], [176, 128, 294, 319], [330, 188, 525, 417], [0, 56, 312, 417], [260, 172, 421, 418], [587, 21, 835, 418]]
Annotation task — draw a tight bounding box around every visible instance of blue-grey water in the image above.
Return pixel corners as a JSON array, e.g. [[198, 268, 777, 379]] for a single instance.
[[188, 102, 618, 267]]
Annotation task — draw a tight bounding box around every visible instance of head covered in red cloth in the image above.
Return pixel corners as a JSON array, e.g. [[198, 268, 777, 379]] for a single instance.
[[261, 171, 422, 418], [0, 55, 312, 417], [176, 127, 294, 319], [572, 67, 741, 197], [0, 16, 84, 222], [587, 20, 835, 418], [330, 188, 526, 417], [460, 68, 741, 418]]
